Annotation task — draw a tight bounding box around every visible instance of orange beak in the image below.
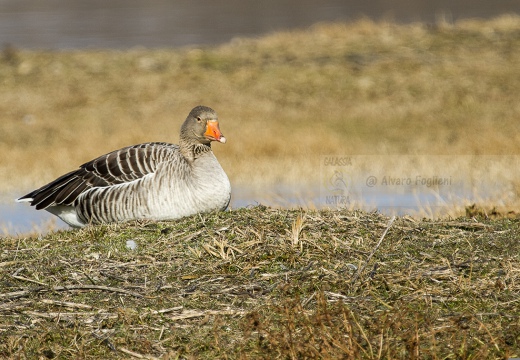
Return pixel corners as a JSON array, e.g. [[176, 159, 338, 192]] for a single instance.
[[204, 120, 226, 143]]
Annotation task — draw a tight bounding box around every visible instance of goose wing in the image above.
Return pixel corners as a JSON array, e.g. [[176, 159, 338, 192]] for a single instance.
[[17, 142, 178, 210]]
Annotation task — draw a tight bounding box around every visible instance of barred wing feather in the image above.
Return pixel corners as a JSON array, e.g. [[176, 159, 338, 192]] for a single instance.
[[17, 142, 177, 210]]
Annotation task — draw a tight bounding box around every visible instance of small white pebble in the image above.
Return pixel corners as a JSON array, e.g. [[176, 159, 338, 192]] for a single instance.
[[126, 239, 138, 250]]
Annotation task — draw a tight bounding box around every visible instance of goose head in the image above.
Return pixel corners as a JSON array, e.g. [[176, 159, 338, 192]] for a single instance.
[[180, 106, 226, 146]]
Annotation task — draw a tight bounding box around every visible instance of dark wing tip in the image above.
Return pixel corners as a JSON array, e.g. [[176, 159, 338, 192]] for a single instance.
[[16, 171, 80, 210]]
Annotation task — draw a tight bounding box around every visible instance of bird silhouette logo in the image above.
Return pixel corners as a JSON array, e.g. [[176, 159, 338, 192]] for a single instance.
[[328, 170, 350, 194]]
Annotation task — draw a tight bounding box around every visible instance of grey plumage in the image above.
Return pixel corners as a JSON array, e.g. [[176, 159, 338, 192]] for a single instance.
[[17, 106, 231, 227]]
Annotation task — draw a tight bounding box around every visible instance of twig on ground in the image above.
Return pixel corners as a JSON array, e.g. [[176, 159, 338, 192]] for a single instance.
[[11, 274, 47, 286], [170, 309, 246, 321], [0, 284, 144, 300], [150, 306, 183, 314], [24, 311, 117, 320], [301, 291, 316, 308], [350, 216, 395, 285], [0, 260, 35, 268], [118, 347, 159, 359], [40, 299, 93, 309]]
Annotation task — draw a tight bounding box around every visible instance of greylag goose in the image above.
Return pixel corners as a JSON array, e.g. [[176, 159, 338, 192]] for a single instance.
[[17, 106, 231, 228]]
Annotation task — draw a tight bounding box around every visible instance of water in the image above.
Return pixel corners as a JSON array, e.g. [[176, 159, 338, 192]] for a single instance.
[[0, 200, 63, 236], [3, 155, 520, 236], [1, 0, 518, 49], [1, 182, 514, 237]]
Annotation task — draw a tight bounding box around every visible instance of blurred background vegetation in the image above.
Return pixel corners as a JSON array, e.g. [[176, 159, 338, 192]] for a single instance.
[[2, 16, 519, 189]]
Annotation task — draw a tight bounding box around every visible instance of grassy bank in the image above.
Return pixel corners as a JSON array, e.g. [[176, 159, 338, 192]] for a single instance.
[[1, 16, 520, 201], [1, 207, 519, 358]]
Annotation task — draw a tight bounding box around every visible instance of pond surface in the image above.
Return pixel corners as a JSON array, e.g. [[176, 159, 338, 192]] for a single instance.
[[3, 155, 519, 236], [1, 0, 518, 49], [1, 179, 515, 237]]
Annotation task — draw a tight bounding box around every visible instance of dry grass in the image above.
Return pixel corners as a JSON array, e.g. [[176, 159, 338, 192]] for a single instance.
[[1, 207, 519, 358], [1, 16, 520, 200]]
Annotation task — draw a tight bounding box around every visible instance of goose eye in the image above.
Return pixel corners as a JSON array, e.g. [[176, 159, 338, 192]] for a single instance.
[[196, 116, 202, 122]]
